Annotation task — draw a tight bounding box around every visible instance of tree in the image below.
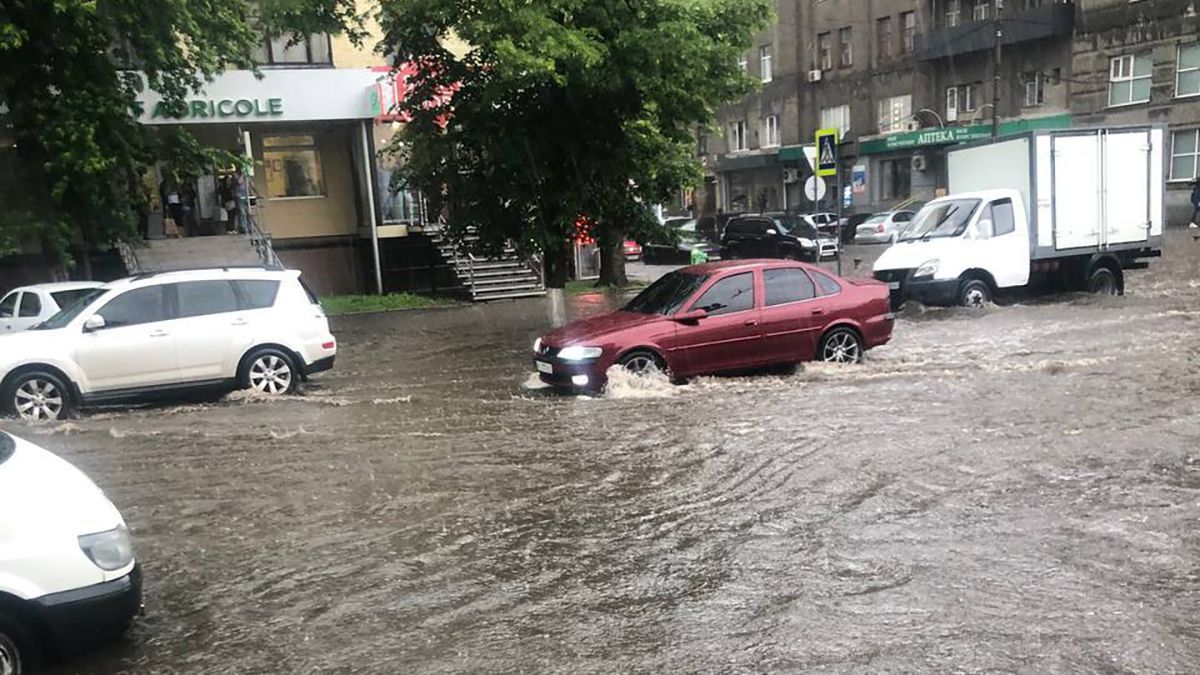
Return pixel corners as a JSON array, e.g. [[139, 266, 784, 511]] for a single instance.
[[0, 0, 357, 269], [378, 0, 771, 288]]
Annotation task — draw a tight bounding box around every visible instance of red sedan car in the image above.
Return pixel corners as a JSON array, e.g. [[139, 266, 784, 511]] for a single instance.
[[533, 260, 894, 392]]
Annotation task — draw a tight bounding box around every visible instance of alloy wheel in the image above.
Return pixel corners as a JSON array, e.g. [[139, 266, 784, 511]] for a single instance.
[[622, 354, 660, 375], [249, 355, 293, 395], [0, 633, 19, 675], [14, 378, 64, 421], [822, 332, 861, 364], [963, 287, 988, 308]]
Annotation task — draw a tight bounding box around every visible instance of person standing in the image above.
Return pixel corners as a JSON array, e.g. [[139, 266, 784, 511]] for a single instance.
[[1191, 180, 1200, 229]]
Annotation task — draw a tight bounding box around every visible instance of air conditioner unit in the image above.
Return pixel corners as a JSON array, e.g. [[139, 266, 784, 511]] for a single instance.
[[783, 168, 801, 184], [911, 153, 928, 172], [903, 120, 922, 132], [808, 69, 823, 83]]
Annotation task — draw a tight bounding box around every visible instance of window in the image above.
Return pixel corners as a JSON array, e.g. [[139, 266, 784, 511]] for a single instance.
[[96, 287, 167, 329], [728, 120, 748, 152], [1171, 129, 1199, 182], [817, 32, 832, 70], [18, 293, 41, 318], [900, 12, 916, 55], [738, 52, 748, 73], [762, 115, 780, 147], [692, 273, 754, 316], [972, 0, 990, 21], [759, 45, 773, 83], [1178, 43, 1200, 97], [254, 33, 332, 66], [175, 281, 240, 318], [877, 94, 912, 134], [821, 104, 851, 137], [764, 268, 816, 306], [0, 293, 14, 319], [1109, 53, 1152, 107], [838, 27, 853, 68], [962, 83, 978, 112], [946, 87, 959, 121], [946, 0, 961, 27], [876, 18, 893, 62], [263, 135, 324, 198], [880, 158, 912, 200], [984, 198, 1016, 236], [1024, 71, 1045, 107], [811, 271, 843, 297], [234, 280, 282, 310], [51, 289, 97, 309]]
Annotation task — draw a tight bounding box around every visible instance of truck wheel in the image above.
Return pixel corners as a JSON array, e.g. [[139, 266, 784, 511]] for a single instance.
[[1087, 267, 1118, 295], [0, 611, 41, 674], [959, 279, 991, 308]]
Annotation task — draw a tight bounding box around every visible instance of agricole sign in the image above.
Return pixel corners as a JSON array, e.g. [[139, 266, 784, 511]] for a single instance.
[[150, 97, 284, 120]]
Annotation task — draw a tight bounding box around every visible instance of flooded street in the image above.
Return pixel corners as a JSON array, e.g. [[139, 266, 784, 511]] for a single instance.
[[21, 233, 1200, 673]]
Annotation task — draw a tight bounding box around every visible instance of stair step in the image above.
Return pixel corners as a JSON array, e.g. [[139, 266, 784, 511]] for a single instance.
[[471, 281, 543, 295], [472, 288, 547, 301], [463, 267, 541, 279], [469, 274, 541, 287]]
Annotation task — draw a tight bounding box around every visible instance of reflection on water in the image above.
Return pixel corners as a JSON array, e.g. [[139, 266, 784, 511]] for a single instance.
[[26, 232, 1200, 673]]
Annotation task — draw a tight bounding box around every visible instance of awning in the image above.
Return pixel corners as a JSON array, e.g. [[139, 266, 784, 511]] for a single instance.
[[714, 150, 779, 172], [858, 113, 1072, 155]]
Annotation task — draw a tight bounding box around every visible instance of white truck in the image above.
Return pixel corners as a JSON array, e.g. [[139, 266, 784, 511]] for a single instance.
[[873, 127, 1164, 308]]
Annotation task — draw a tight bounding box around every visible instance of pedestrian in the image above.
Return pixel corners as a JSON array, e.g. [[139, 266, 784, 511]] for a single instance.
[[233, 165, 251, 235], [1190, 180, 1200, 229], [218, 174, 237, 235]]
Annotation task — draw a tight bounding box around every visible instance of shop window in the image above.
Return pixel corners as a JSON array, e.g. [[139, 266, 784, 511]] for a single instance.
[[263, 135, 324, 199], [879, 158, 912, 201], [254, 33, 333, 66]]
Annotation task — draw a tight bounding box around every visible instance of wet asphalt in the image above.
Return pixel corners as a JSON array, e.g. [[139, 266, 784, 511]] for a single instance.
[[15, 233, 1200, 674]]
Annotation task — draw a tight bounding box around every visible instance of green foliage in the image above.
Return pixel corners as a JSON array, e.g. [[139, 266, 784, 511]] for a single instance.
[[320, 292, 456, 315], [377, 0, 772, 281]]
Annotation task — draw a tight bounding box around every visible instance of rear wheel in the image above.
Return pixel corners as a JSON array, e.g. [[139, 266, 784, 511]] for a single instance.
[[959, 279, 992, 308], [0, 611, 40, 675], [1087, 267, 1119, 295], [819, 327, 864, 364], [3, 371, 71, 421], [241, 348, 299, 395]]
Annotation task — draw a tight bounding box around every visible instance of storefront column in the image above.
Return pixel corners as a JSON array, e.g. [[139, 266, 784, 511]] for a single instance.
[[360, 120, 383, 295]]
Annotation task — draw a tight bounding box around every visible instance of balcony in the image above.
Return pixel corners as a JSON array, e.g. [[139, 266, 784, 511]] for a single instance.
[[915, 2, 1075, 62]]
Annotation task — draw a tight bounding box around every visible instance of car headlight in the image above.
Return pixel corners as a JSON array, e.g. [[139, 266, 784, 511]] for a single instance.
[[558, 345, 603, 361], [533, 338, 542, 353], [78, 525, 134, 571], [796, 238, 815, 248], [914, 259, 940, 279]]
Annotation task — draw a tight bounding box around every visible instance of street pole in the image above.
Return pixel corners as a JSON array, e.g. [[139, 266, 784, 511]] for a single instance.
[[835, 160, 843, 277], [992, 6, 1003, 141]]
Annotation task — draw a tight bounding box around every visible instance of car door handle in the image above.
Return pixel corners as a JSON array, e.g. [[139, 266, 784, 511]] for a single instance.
[[149, 330, 170, 338], [811, 309, 825, 316], [743, 319, 759, 327]]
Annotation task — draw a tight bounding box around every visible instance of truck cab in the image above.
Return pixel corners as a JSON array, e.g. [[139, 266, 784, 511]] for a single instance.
[[873, 190, 1031, 308]]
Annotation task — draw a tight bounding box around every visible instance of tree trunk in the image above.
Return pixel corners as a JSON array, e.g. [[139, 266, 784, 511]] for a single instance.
[[543, 242, 569, 289], [597, 233, 628, 287]]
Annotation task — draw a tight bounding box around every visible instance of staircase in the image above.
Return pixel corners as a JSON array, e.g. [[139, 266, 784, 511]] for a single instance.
[[435, 234, 545, 302], [122, 234, 270, 274]]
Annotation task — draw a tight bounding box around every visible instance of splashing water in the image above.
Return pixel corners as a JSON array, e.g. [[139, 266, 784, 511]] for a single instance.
[[602, 365, 680, 399]]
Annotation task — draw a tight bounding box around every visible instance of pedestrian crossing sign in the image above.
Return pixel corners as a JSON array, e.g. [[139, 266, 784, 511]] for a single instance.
[[816, 128, 839, 177]]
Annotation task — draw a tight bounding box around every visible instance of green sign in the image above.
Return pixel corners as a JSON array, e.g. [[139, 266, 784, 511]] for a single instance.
[[858, 114, 1073, 155], [151, 97, 284, 120], [815, 128, 839, 177]]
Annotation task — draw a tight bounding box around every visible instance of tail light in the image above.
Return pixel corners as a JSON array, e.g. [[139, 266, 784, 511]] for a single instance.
[[322, 341, 336, 350], [876, 224, 885, 233]]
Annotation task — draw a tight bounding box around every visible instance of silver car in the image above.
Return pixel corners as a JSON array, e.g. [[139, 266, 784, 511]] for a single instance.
[[855, 211, 916, 244]]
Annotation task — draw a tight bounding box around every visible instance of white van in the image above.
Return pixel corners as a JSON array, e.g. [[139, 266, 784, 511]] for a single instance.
[[874, 127, 1164, 308], [0, 430, 140, 672]]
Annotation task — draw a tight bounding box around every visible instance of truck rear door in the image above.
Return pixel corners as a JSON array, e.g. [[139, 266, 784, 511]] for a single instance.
[[1102, 129, 1153, 245], [1052, 133, 1102, 250]]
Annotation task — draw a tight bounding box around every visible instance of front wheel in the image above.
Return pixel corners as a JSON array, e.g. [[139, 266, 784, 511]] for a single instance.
[[3, 371, 72, 421], [1087, 267, 1119, 295], [618, 350, 666, 376], [959, 279, 992, 308], [0, 611, 42, 674], [819, 327, 864, 364], [241, 348, 299, 395]]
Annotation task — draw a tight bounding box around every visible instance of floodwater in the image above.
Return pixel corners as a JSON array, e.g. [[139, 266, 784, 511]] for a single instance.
[[18, 232, 1200, 673]]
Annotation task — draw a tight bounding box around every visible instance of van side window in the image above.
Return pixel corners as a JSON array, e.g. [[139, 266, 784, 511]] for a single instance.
[[234, 280, 282, 310], [175, 281, 240, 318], [990, 199, 1016, 236], [96, 286, 168, 328]]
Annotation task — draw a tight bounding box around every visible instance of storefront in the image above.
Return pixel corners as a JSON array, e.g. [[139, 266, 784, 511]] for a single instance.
[[138, 68, 384, 295]]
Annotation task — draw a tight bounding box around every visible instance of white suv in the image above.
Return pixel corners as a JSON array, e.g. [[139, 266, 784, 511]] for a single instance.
[[0, 268, 337, 421]]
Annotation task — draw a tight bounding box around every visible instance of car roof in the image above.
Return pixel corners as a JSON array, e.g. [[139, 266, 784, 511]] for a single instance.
[[7, 281, 105, 293], [101, 267, 299, 291], [679, 259, 821, 276]]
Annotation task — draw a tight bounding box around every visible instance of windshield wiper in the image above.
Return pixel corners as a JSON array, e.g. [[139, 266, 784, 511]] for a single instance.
[[919, 206, 960, 241]]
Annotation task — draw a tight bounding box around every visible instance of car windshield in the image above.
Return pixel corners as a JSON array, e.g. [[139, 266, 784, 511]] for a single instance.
[[623, 271, 708, 315], [899, 199, 981, 241], [778, 215, 819, 240], [32, 288, 106, 330], [0, 432, 12, 465], [51, 288, 97, 308]]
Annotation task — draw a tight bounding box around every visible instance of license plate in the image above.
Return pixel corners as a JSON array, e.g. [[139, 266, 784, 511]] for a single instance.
[[888, 281, 901, 290], [536, 360, 553, 374]]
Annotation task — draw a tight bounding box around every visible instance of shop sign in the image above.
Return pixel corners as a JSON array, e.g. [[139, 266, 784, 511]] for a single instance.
[[858, 114, 1072, 155], [151, 98, 284, 120], [851, 164, 867, 195]]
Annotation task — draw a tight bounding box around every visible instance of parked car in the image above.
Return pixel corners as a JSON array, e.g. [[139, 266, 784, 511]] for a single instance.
[[642, 218, 721, 265], [721, 214, 821, 262], [532, 260, 894, 392], [0, 267, 337, 421], [623, 240, 643, 261], [696, 212, 742, 244], [839, 213, 875, 244], [796, 214, 841, 259], [804, 212, 839, 235], [854, 211, 916, 244], [0, 429, 140, 671], [0, 282, 104, 334]]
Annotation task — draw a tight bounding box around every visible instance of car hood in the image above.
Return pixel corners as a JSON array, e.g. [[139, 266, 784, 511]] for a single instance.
[[0, 328, 71, 362], [543, 311, 663, 346], [874, 237, 964, 272], [0, 432, 124, 537]]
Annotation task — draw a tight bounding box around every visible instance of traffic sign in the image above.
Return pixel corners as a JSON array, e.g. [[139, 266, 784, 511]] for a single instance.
[[815, 128, 839, 178], [804, 175, 826, 202]]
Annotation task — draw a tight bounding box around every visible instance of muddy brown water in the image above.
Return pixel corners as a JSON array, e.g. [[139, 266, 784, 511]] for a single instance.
[[17, 233, 1200, 673]]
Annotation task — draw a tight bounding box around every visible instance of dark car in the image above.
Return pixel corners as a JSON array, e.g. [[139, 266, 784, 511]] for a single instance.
[[838, 213, 875, 244], [720, 214, 821, 262], [696, 212, 742, 244], [532, 260, 895, 392], [643, 218, 721, 265]]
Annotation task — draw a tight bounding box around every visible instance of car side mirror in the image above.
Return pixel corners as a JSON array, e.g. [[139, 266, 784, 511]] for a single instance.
[[765, 228, 777, 236], [672, 308, 708, 324], [83, 315, 106, 332]]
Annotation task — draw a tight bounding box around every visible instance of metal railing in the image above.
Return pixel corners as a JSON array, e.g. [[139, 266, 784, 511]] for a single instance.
[[115, 240, 142, 275]]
